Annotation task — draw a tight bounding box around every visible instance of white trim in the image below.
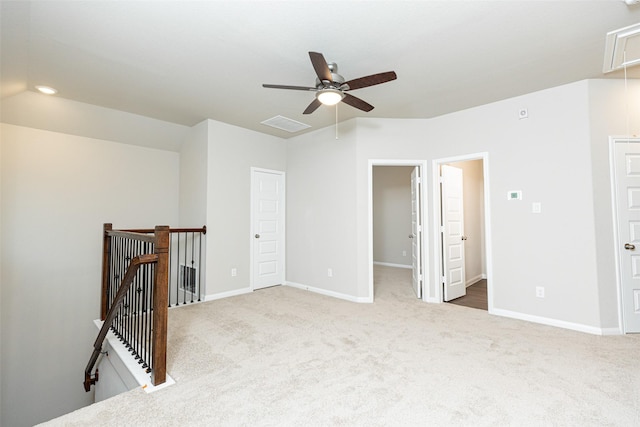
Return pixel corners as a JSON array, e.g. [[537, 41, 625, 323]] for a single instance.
[[286, 281, 373, 303], [600, 327, 624, 336], [609, 137, 640, 334], [93, 320, 175, 394], [368, 159, 429, 303], [491, 309, 622, 336], [465, 274, 485, 287], [204, 287, 252, 302], [373, 261, 412, 269], [432, 153, 493, 313], [250, 167, 286, 291]]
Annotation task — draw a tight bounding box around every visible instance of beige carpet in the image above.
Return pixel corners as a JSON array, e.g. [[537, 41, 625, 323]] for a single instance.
[[43, 266, 640, 426]]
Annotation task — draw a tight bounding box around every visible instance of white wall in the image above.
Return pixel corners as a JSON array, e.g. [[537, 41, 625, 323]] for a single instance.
[[587, 79, 640, 329], [0, 91, 188, 152], [287, 79, 632, 332], [179, 120, 208, 228], [205, 119, 287, 296], [286, 121, 360, 299], [356, 81, 602, 329], [448, 160, 485, 284], [0, 121, 3, 419], [0, 123, 180, 427], [372, 166, 412, 266]]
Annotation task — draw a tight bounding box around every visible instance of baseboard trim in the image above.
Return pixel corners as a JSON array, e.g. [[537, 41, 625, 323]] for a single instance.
[[204, 287, 252, 302], [373, 262, 412, 269], [600, 327, 624, 335], [465, 274, 484, 287], [286, 281, 372, 303], [491, 308, 623, 336]]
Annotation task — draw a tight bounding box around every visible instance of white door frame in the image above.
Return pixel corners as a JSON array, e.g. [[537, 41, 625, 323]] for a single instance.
[[609, 136, 640, 334], [250, 167, 286, 290], [432, 152, 494, 311], [368, 159, 429, 302]]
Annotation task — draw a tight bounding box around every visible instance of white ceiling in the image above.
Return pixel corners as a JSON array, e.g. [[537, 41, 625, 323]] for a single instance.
[[2, 1, 640, 139]]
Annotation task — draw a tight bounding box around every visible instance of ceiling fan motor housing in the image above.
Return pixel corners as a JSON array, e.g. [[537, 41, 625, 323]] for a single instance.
[[316, 62, 346, 89]]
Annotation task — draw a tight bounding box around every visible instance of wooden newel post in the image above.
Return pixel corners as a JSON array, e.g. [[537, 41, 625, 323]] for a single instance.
[[101, 223, 113, 321], [152, 225, 169, 385]]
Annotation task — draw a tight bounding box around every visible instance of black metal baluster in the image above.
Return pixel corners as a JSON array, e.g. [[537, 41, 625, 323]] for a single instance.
[[177, 234, 181, 305], [114, 237, 122, 334], [136, 239, 143, 361], [111, 236, 118, 315], [190, 231, 195, 303], [198, 231, 203, 301], [148, 263, 155, 373], [125, 238, 133, 350], [168, 234, 173, 308], [183, 232, 187, 305], [142, 241, 150, 365], [133, 240, 141, 361]]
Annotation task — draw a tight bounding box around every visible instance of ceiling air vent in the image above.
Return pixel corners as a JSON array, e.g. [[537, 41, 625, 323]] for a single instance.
[[603, 22, 640, 73], [261, 115, 311, 133]]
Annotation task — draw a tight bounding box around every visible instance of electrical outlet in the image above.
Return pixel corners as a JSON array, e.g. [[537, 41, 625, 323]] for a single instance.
[[231, 268, 237, 277], [535, 286, 545, 298], [327, 268, 333, 278], [402, 250, 407, 257]]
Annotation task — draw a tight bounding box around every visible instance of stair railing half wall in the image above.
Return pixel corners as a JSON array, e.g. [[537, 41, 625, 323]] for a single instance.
[[84, 224, 169, 392]]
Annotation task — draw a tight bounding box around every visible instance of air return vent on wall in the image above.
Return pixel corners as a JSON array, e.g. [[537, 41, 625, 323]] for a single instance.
[[261, 115, 311, 133], [603, 22, 640, 73]]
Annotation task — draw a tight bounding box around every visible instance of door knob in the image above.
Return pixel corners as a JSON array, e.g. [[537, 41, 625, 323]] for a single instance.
[[255, 234, 260, 239], [625, 243, 635, 250], [409, 234, 414, 239], [461, 236, 468, 241]]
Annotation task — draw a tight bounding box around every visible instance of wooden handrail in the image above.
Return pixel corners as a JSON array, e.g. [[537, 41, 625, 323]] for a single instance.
[[84, 253, 158, 392], [106, 229, 157, 243], [121, 226, 206, 235]]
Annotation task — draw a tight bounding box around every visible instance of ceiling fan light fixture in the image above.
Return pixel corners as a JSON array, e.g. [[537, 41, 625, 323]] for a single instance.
[[316, 88, 344, 106]]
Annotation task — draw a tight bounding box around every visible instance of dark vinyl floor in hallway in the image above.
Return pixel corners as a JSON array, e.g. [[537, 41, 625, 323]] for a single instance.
[[447, 279, 488, 311]]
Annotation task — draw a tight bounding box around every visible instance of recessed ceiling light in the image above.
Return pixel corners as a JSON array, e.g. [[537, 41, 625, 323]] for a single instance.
[[35, 85, 58, 95]]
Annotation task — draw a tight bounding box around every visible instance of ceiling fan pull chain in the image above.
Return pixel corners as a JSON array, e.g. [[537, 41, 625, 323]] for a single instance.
[[335, 102, 339, 140]]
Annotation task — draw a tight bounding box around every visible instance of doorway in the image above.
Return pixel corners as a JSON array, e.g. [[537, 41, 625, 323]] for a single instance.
[[368, 160, 428, 302], [250, 168, 285, 290], [433, 153, 492, 311], [611, 138, 640, 333]]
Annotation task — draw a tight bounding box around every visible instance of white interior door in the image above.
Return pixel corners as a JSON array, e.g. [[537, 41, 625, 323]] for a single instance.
[[252, 169, 285, 290], [614, 140, 640, 333], [410, 167, 422, 298], [441, 164, 466, 301]]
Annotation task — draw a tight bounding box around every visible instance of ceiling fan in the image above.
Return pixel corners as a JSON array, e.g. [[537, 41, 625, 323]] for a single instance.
[[262, 51, 397, 115]]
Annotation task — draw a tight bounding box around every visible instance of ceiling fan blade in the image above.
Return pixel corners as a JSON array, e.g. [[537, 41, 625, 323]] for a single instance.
[[343, 71, 397, 91], [309, 51, 333, 83], [263, 84, 317, 91], [342, 93, 374, 112], [303, 98, 322, 115]]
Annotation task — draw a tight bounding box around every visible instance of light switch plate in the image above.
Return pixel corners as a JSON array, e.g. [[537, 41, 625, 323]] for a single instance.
[[532, 202, 541, 213]]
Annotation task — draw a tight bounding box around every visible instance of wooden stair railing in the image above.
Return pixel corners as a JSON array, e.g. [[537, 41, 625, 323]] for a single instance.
[[84, 225, 169, 392], [84, 254, 158, 391]]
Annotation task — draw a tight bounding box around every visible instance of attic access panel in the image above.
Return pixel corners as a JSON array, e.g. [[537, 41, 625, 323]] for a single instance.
[[604, 22, 640, 73]]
